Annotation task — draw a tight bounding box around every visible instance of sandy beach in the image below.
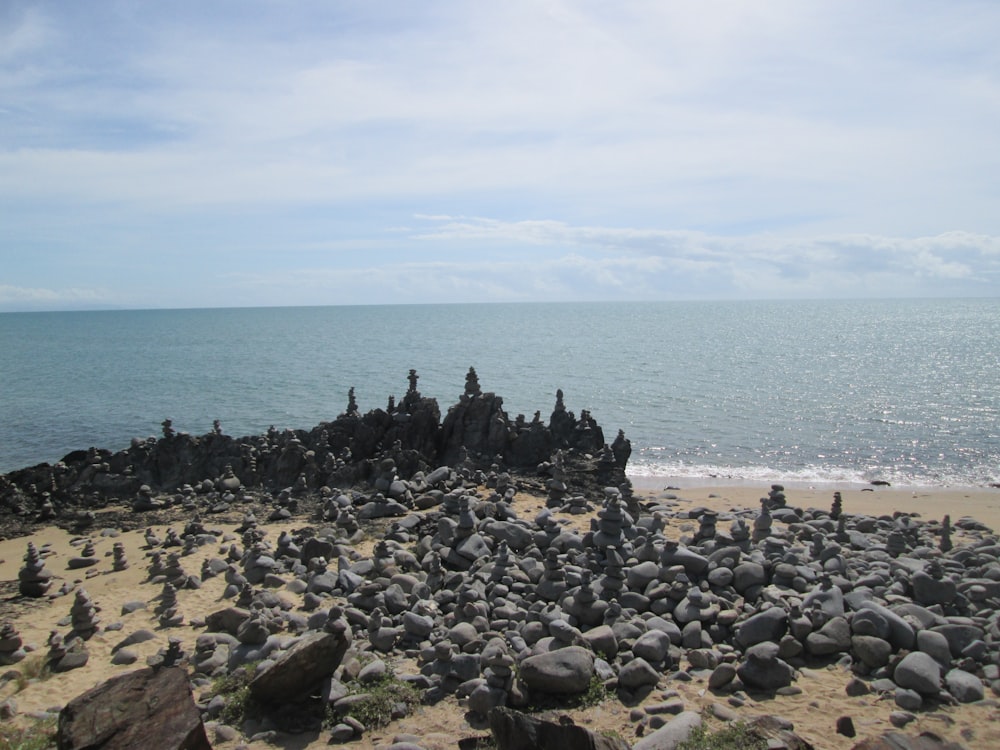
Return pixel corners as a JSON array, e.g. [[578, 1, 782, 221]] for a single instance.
[[0, 482, 997, 749]]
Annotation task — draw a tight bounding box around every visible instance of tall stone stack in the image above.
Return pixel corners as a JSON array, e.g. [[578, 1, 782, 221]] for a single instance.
[[18, 542, 53, 598], [69, 588, 101, 639], [0, 623, 26, 665]]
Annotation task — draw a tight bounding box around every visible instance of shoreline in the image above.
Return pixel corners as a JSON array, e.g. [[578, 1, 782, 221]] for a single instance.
[[627, 472, 1000, 493]]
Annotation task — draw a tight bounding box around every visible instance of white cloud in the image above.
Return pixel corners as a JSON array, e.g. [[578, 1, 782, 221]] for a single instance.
[[0, 283, 111, 308], [2, 2, 999, 308]]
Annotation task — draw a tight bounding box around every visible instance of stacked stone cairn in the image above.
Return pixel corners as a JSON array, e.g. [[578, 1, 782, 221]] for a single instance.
[[0, 623, 26, 665], [69, 588, 101, 640], [156, 582, 184, 627], [111, 542, 129, 571], [67, 540, 98, 570], [18, 542, 53, 598], [831, 491, 843, 521]]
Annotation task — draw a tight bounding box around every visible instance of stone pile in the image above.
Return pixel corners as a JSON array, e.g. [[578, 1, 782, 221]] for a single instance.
[[18, 541, 53, 598], [69, 587, 101, 639]]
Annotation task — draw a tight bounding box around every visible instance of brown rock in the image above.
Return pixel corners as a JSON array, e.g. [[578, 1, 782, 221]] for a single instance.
[[488, 707, 630, 750], [57, 666, 210, 750], [249, 629, 352, 704]]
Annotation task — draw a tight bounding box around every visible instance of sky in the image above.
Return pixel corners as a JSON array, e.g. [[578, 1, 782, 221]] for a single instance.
[[2, 1, 999, 311]]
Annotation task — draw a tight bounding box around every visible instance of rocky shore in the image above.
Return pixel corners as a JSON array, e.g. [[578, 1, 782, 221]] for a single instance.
[[0, 370, 997, 750]]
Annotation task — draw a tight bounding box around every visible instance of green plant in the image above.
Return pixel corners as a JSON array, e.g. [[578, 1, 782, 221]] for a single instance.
[[579, 673, 610, 708], [14, 655, 51, 691], [209, 662, 262, 727], [676, 722, 768, 750], [0, 716, 57, 750], [334, 672, 421, 729]]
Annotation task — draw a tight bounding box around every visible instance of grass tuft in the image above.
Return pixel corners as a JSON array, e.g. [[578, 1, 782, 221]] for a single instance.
[[333, 672, 421, 729], [209, 661, 262, 727], [0, 716, 57, 750], [676, 721, 769, 750]]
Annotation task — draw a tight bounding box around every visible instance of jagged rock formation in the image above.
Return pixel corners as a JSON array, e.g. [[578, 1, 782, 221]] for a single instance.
[[0, 368, 630, 522]]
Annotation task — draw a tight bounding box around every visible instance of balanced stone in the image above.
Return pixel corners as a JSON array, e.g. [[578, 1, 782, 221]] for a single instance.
[[18, 542, 53, 598], [70, 588, 101, 639]]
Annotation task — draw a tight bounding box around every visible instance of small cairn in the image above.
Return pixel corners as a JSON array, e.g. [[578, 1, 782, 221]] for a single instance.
[[694, 511, 718, 544], [111, 542, 129, 571], [830, 491, 843, 521], [47, 630, 89, 673], [148, 637, 185, 668], [752, 498, 773, 543], [133, 485, 162, 512], [67, 540, 98, 570], [592, 488, 627, 550], [599, 546, 626, 601], [156, 582, 184, 627], [69, 588, 101, 639], [767, 484, 787, 510], [18, 542, 53, 598], [468, 637, 516, 716], [535, 548, 568, 602], [940, 514, 953, 553], [545, 450, 569, 509], [0, 623, 26, 665]]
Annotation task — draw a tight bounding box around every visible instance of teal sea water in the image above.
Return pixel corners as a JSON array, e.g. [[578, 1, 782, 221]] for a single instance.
[[1, 299, 998, 487]]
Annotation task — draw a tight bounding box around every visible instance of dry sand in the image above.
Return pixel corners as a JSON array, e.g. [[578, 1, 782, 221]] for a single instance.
[[0, 483, 997, 749]]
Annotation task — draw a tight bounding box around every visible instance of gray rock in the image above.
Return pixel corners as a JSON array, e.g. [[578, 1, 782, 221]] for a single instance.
[[805, 616, 851, 656], [893, 651, 941, 696], [632, 710, 702, 750], [632, 630, 672, 664], [894, 687, 923, 711], [944, 668, 984, 703], [737, 642, 795, 691], [916, 629, 952, 669], [618, 657, 661, 690], [732, 562, 767, 594], [518, 646, 595, 695], [851, 635, 892, 669], [734, 607, 787, 649]]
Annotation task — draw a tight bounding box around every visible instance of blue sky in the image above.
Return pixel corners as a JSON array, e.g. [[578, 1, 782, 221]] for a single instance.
[[2, 1, 998, 311]]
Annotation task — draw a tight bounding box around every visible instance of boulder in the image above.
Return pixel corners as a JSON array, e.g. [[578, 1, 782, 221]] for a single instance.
[[735, 607, 787, 649], [518, 646, 595, 695], [57, 666, 210, 750], [632, 710, 702, 750], [737, 642, 795, 691], [944, 669, 984, 703], [893, 652, 941, 696], [249, 629, 352, 704], [489, 706, 630, 750]]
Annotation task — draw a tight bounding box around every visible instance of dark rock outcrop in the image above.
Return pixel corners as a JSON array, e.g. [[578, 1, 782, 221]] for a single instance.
[[57, 666, 210, 750], [488, 707, 630, 750]]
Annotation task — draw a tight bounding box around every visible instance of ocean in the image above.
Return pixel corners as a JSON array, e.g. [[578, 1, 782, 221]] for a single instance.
[[1, 299, 997, 488]]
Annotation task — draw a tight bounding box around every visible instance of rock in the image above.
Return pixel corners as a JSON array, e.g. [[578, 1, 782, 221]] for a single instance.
[[805, 617, 852, 657], [708, 663, 737, 690], [617, 657, 661, 690], [737, 642, 795, 691], [488, 707, 630, 750], [518, 647, 595, 695], [735, 607, 787, 649], [893, 652, 941, 696], [836, 716, 856, 738], [632, 630, 672, 664], [249, 629, 352, 704], [852, 636, 892, 669], [56, 666, 210, 750], [944, 669, 984, 703], [632, 710, 702, 750]]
